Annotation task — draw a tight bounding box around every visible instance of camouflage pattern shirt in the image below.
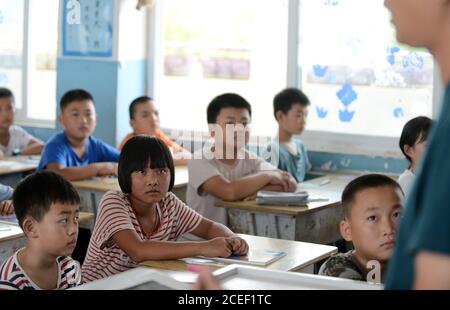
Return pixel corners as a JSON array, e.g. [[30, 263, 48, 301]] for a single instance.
[[318, 250, 368, 281]]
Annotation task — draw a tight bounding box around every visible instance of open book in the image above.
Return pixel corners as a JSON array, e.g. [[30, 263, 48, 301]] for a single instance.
[[182, 249, 286, 267], [256, 190, 328, 206]]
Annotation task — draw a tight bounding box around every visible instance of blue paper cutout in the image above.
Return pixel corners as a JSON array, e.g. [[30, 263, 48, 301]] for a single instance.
[[313, 65, 328, 77], [339, 109, 355, 122], [386, 46, 400, 65], [337, 82, 358, 107], [316, 106, 328, 119], [402, 52, 424, 72], [337, 83, 358, 123], [393, 107, 404, 118]]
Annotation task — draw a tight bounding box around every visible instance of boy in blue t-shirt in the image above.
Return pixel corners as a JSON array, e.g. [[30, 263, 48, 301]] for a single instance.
[[263, 88, 311, 182], [38, 89, 119, 181]]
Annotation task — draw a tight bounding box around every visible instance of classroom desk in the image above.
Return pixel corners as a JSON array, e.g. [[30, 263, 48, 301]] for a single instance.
[[215, 171, 361, 245], [0, 212, 94, 264], [0, 156, 40, 187], [139, 233, 337, 282], [72, 165, 189, 223]]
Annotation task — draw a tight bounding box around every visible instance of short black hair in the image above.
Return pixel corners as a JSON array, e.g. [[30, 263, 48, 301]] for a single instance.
[[399, 116, 433, 163], [0, 87, 14, 100], [12, 171, 81, 229], [273, 88, 310, 119], [60, 89, 94, 111], [206, 93, 252, 124], [129, 96, 153, 120], [118, 135, 175, 193], [341, 174, 403, 219]]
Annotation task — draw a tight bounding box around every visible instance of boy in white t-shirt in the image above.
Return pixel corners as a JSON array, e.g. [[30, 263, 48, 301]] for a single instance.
[[187, 93, 297, 226], [398, 116, 433, 197], [0, 88, 44, 159]]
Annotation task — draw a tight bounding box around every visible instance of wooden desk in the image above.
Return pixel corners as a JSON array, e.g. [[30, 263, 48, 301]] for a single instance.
[[72, 166, 189, 222], [216, 172, 361, 245], [140, 233, 337, 280], [0, 212, 94, 264], [0, 156, 40, 187]]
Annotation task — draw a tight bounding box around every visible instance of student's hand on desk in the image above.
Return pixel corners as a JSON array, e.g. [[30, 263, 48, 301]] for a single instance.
[[0, 200, 14, 216], [202, 237, 233, 257], [242, 193, 257, 201], [268, 171, 297, 192], [92, 162, 118, 177], [226, 236, 249, 256], [284, 173, 297, 192]]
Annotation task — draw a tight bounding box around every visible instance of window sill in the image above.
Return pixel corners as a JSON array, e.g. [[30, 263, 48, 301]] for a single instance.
[[15, 119, 56, 129]]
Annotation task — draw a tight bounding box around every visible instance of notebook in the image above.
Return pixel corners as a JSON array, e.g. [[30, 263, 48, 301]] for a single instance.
[[183, 249, 286, 267]]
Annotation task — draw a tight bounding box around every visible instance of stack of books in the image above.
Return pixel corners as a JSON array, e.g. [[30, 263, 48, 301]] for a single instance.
[[256, 190, 328, 206]]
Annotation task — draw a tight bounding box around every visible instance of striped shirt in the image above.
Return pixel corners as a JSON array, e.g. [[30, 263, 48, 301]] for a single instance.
[[81, 190, 203, 282], [0, 250, 81, 290]]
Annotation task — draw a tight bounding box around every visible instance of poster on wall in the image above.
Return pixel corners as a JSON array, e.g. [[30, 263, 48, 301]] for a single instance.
[[63, 0, 114, 58]]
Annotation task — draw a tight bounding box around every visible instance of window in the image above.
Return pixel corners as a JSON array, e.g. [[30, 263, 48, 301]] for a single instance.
[[0, 0, 59, 126], [150, 0, 440, 157], [297, 0, 436, 155], [154, 0, 288, 136], [0, 0, 24, 108]]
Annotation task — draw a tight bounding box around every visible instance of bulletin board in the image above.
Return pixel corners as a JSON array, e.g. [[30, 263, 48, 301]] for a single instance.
[[62, 0, 114, 58]]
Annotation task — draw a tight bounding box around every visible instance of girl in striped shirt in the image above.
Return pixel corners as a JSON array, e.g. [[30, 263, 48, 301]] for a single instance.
[[82, 136, 248, 282]]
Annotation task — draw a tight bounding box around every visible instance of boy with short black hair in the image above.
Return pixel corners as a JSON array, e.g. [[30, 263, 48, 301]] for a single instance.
[[0, 171, 82, 290], [0, 87, 44, 159], [319, 174, 403, 283], [118, 96, 191, 165], [264, 88, 311, 182], [187, 93, 297, 226], [38, 89, 119, 181]]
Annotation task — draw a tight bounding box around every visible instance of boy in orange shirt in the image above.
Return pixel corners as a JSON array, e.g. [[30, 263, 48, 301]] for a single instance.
[[118, 96, 192, 165]]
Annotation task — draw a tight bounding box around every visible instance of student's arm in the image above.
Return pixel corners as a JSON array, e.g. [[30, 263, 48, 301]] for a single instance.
[[111, 229, 233, 262], [0, 184, 13, 201], [191, 217, 234, 239], [20, 139, 44, 155], [46, 162, 118, 181], [172, 147, 192, 166], [201, 171, 294, 201], [0, 149, 4, 160], [191, 218, 248, 256], [414, 251, 450, 289]]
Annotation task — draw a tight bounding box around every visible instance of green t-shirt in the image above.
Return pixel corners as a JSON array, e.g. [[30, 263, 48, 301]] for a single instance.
[[263, 138, 311, 183], [385, 83, 450, 289]]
